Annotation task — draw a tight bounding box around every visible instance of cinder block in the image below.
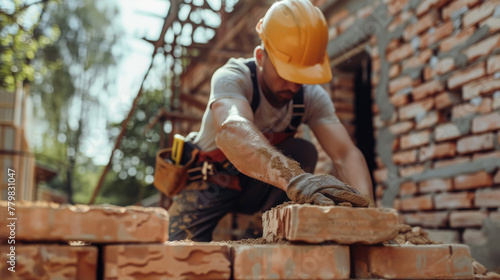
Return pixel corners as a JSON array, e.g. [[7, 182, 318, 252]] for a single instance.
[[104, 242, 231, 280], [232, 244, 350, 280], [352, 244, 474, 279], [0, 244, 97, 280], [0, 201, 169, 243], [262, 204, 399, 244]]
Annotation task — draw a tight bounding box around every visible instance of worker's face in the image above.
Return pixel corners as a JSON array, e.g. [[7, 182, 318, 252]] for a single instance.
[[257, 47, 302, 108]]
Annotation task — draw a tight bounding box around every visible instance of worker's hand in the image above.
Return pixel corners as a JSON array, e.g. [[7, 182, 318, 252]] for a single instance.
[[286, 173, 374, 207]]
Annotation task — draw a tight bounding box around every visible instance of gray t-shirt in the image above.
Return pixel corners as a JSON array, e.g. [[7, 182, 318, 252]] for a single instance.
[[192, 58, 340, 151]]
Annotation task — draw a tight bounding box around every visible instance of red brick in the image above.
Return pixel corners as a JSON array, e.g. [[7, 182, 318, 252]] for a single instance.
[[389, 76, 413, 94], [388, 11, 412, 32], [435, 58, 456, 76], [463, 76, 500, 100], [448, 62, 486, 90], [393, 137, 400, 151], [434, 156, 471, 168], [419, 178, 453, 193], [491, 211, 500, 221], [387, 39, 401, 52], [390, 93, 410, 106], [417, 0, 453, 16], [452, 97, 492, 118], [450, 210, 488, 227], [457, 133, 495, 154], [233, 245, 350, 280], [352, 244, 473, 279], [389, 64, 401, 78], [435, 123, 462, 142], [404, 211, 449, 227], [374, 168, 388, 183], [104, 243, 231, 279], [400, 194, 434, 211], [262, 204, 399, 244], [389, 121, 415, 135], [399, 164, 426, 177], [393, 149, 418, 165], [399, 98, 435, 120], [400, 130, 431, 149], [454, 171, 494, 190], [376, 184, 384, 198], [473, 150, 500, 161], [472, 112, 500, 133], [420, 21, 455, 49], [387, 0, 410, 15], [493, 92, 500, 109], [464, 35, 500, 62], [0, 202, 170, 243], [435, 91, 462, 110], [328, 9, 349, 26], [434, 191, 475, 209], [403, 10, 438, 40], [440, 26, 476, 53], [463, 0, 500, 27], [357, 5, 373, 18], [475, 188, 500, 207], [328, 26, 338, 40], [487, 54, 500, 74], [416, 111, 440, 129], [463, 228, 487, 245], [339, 15, 356, 33], [412, 80, 445, 100], [0, 245, 97, 280], [393, 198, 402, 210], [425, 229, 460, 244], [495, 170, 500, 184], [399, 181, 418, 196], [442, 0, 481, 20], [402, 49, 433, 70], [419, 142, 456, 161], [387, 43, 413, 63]]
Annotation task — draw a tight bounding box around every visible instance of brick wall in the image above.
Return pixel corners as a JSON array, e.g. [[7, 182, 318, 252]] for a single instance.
[[326, 0, 500, 270]]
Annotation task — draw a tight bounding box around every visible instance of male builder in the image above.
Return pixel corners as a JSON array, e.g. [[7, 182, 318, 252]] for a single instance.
[[168, 0, 374, 241]]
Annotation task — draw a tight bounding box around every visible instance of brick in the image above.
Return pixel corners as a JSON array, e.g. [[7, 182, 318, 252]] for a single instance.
[[399, 164, 426, 177], [450, 210, 487, 227], [402, 49, 433, 70], [463, 228, 487, 245], [0, 245, 97, 280], [262, 204, 399, 244], [473, 150, 500, 161], [420, 21, 455, 49], [425, 229, 460, 244], [387, 39, 401, 52], [454, 171, 493, 190], [475, 188, 500, 207], [399, 181, 418, 196], [392, 149, 418, 164], [436, 58, 456, 76], [463, 76, 500, 100], [389, 64, 401, 78], [440, 26, 476, 52], [104, 243, 230, 279], [328, 9, 349, 26], [435, 191, 475, 209], [403, 211, 449, 227], [390, 92, 410, 106], [357, 5, 373, 18], [434, 156, 471, 168], [352, 244, 473, 279], [339, 15, 356, 33], [490, 211, 500, 221], [457, 133, 495, 154], [392, 138, 400, 152], [463, 0, 500, 27], [403, 10, 438, 40], [416, 110, 440, 129], [412, 80, 445, 100], [492, 92, 500, 109], [389, 121, 414, 135], [480, 16, 500, 34], [389, 76, 412, 94], [400, 194, 434, 211], [399, 98, 435, 120], [495, 169, 500, 184], [387, 0, 410, 15], [374, 168, 388, 183], [420, 178, 453, 193], [0, 201, 169, 243], [435, 91, 462, 110], [388, 11, 412, 32], [473, 112, 500, 133], [448, 62, 486, 90], [435, 123, 462, 141], [419, 142, 456, 161], [453, 98, 492, 118], [487, 54, 500, 74], [464, 35, 500, 62], [400, 130, 431, 149], [442, 0, 481, 20], [376, 184, 384, 198], [373, 58, 381, 73], [387, 43, 413, 63], [233, 244, 350, 280], [328, 26, 338, 40], [417, 0, 453, 16]]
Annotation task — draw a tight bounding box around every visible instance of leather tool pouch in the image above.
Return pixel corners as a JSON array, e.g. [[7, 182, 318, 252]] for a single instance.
[[153, 147, 199, 197]]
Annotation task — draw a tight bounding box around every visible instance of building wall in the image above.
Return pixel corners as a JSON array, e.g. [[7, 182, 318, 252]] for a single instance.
[[326, 0, 500, 270]]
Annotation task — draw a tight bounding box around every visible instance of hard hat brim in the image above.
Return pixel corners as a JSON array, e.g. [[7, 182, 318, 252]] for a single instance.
[[269, 52, 332, 85]]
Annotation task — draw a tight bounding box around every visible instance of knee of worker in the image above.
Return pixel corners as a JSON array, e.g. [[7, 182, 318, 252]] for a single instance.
[[277, 138, 318, 173]]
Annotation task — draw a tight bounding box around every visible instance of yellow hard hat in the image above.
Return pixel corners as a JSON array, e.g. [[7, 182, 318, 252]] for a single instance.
[[256, 0, 332, 84]]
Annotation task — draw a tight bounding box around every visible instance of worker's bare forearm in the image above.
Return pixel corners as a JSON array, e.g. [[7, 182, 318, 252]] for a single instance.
[[215, 115, 304, 190], [331, 148, 374, 200]]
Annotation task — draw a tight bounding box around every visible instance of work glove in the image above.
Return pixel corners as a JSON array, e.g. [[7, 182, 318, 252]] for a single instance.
[[286, 173, 374, 207]]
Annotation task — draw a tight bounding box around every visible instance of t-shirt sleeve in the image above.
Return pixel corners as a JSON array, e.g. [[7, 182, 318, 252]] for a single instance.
[[208, 59, 251, 109], [304, 85, 340, 128]]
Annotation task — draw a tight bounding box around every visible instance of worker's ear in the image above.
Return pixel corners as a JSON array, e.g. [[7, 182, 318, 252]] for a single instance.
[[254, 46, 265, 69]]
